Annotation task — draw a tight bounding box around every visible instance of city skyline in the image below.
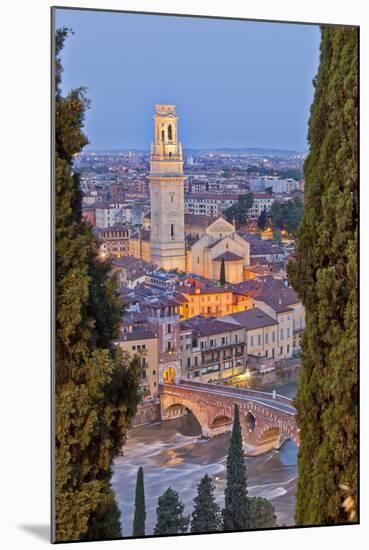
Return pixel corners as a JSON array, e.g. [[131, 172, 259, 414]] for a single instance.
[[55, 9, 320, 152]]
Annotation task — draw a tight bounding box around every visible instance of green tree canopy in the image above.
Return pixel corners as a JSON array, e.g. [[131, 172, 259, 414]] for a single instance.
[[219, 257, 226, 286], [269, 198, 303, 236], [132, 467, 146, 537], [154, 487, 189, 536], [222, 403, 249, 530], [191, 474, 222, 533], [257, 208, 268, 230], [224, 193, 254, 227], [248, 497, 277, 529], [287, 26, 358, 525], [54, 27, 140, 542]]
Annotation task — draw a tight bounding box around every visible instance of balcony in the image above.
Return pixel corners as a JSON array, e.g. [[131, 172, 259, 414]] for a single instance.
[[201, 354, 220, 366]]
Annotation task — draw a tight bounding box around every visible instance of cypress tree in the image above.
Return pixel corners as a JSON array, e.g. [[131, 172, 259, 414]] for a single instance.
[[54, 28, 140, 542], [248, 497, 277, 529], [153, 487, 189, 536], [191, 474, 222, 533], [222, 403, 249, 530], [219, 257, 226, 286], [287, 26, 358, 525], [132, 467, 146, 537]]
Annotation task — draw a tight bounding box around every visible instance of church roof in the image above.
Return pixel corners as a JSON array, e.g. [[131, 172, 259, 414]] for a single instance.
[[213, 251, 243, 262], [184, 213, 217, 227], [207, 237, 223, 249]]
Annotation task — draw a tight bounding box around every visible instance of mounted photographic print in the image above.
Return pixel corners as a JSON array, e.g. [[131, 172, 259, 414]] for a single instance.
[[51, 6, 359, 543]]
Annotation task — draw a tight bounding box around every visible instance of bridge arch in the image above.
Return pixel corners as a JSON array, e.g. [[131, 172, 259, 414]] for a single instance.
[[210, 415, 233, 428], [245, 411, 256, 431], [161, 399, 210, 437]]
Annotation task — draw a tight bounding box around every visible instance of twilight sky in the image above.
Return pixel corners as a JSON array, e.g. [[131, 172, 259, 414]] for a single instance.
[[55, 8, 321, 152]]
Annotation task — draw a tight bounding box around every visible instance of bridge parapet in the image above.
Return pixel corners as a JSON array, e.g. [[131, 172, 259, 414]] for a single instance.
[[168, 379, 294, 406], [160, 380, 299, 455]]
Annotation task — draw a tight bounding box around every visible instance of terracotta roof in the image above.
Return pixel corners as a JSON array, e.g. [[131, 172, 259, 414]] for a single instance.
[[226, 308, 277, 330], [213, 251, 243, 262], [184, 213, 217, 227], [115, 327, 157, 342], [230, 276, 300, 312], [181, 317, 241, 337]]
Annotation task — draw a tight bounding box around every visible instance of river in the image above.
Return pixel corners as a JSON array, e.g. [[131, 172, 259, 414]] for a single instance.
[[112, 373, 299, 537]]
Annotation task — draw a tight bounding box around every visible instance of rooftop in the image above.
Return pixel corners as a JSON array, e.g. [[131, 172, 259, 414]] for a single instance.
[[225, 308, 278, 330], [181, 317, 241, 337], [213, 251, 243, 262]]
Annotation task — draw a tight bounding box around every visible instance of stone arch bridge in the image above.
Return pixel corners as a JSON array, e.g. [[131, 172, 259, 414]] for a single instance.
[[160, 380, 299, 455]]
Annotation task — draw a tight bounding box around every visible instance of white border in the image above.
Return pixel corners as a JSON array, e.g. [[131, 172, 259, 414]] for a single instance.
[[1, 1, 367, 548]]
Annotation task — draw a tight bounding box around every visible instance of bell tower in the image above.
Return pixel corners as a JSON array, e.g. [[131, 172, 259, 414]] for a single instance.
[[149, 105, 186, 271]]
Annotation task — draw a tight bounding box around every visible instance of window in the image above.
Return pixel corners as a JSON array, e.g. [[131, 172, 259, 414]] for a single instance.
[[167, 342, 172, 352], [280, 346, 283, 355], [250, 335, 254, 347], [287, 327, 290, 338], [194, 356, 198, 367], [197, 256, 200, 264], [168, 124, 172, 140], [187, 357, 191, 368], [280, 329, 284, 340], [293, 319, 296, 329], [167, 324, 172, 334], [170, 224, 174, 237], [287, 344, 290, 353], [235, 334, 239, 344], [272, 331, 275, 342], [153, 370, 156, 375], [265, 333, 269, 344], [161, 129, 164, 141], [132, 345, 136, 350], [142, 345, 146, 350], [257, 334, 261, 345]]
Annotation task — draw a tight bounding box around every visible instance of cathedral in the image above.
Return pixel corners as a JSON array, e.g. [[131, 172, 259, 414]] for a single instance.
[[129, 104, 251, 284]]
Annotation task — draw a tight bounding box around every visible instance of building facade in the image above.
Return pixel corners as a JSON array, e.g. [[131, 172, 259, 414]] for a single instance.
[[180, 317, 247, 382]]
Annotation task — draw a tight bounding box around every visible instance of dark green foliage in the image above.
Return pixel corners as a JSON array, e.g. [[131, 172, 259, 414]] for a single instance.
[[224, 193, 254, 227], [222, 403, 249, 530], [191, 474, 222, 533], [132, 467, 146, 537], [154, 487, 189, 536], [257, 208, 268, 230], [287, 26, 358, 525], [54, 28, 140, 541], [270, 198, 304, 236], [248, 497, 277, 529], [219, 257, 226, 286]]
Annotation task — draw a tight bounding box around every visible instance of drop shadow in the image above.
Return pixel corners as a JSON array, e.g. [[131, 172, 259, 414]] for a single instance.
[[18, 524, 50, 542]]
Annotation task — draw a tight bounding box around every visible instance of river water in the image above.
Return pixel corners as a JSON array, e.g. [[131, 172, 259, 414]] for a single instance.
[[112, 374, 299, 537]]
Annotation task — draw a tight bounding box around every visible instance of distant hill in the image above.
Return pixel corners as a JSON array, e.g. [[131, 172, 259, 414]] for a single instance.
[[83, 147, 305, 157]]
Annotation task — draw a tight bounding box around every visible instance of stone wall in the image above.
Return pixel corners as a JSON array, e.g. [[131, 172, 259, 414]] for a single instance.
[[131, 399, 161, 427]]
